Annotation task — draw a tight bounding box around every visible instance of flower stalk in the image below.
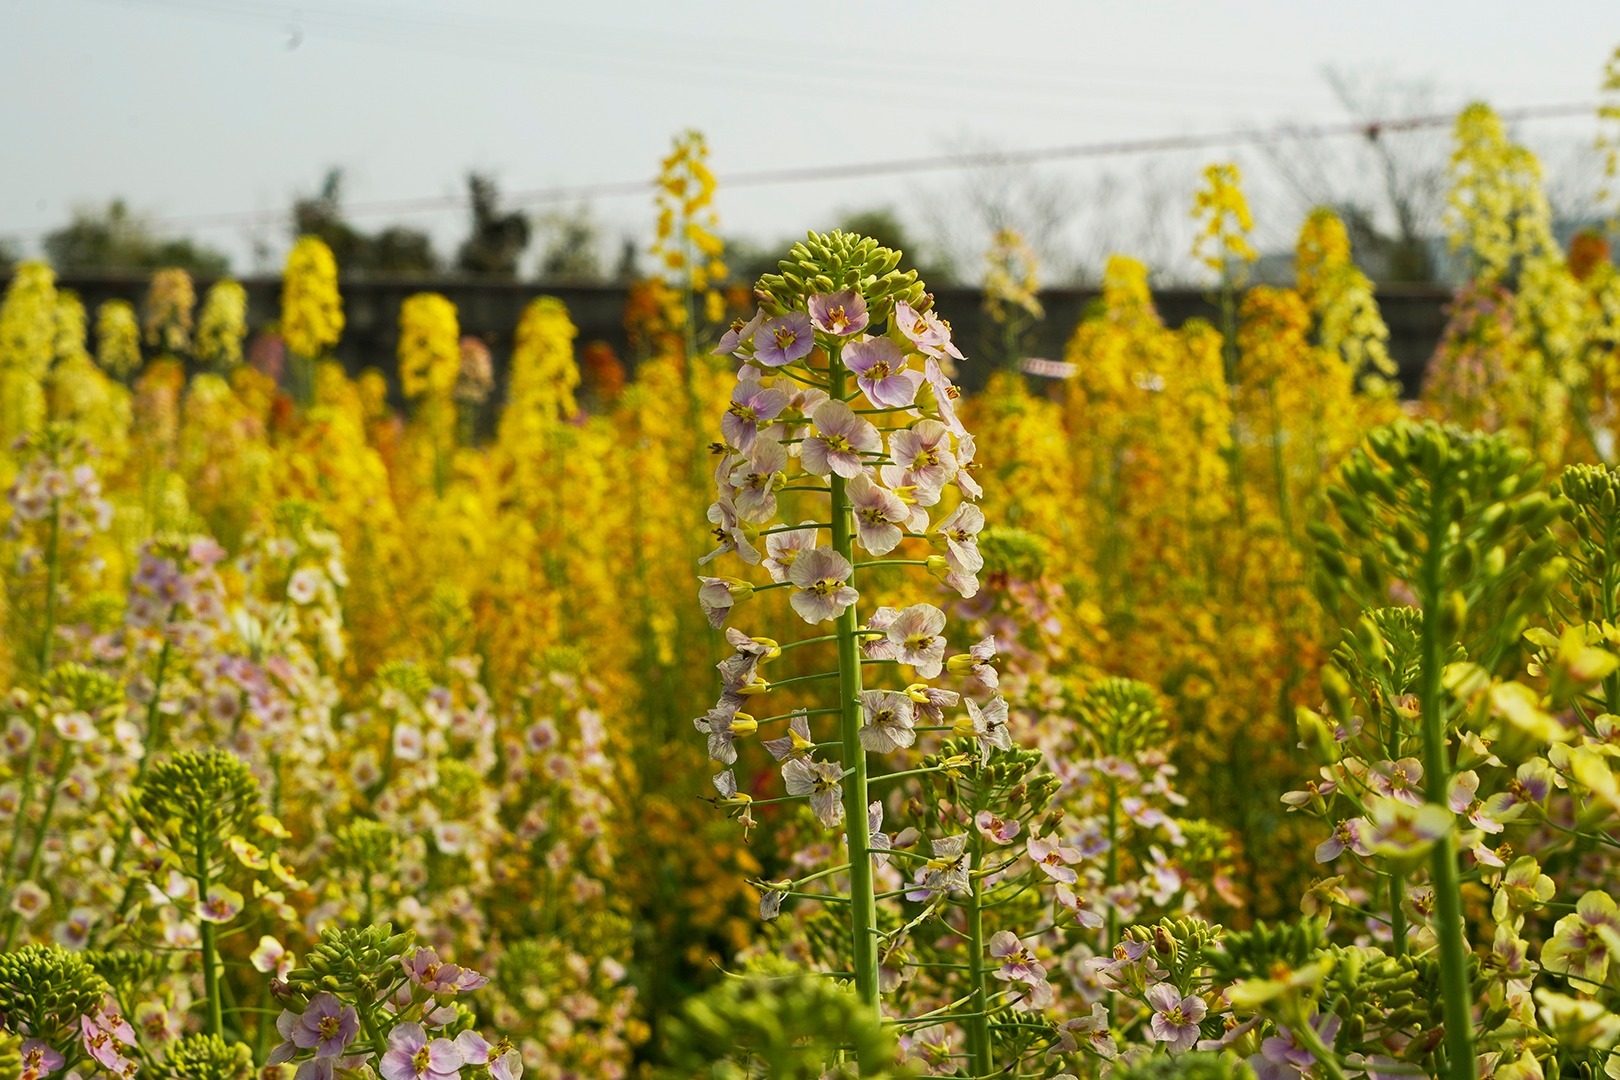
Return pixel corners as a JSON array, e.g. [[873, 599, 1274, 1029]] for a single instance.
[[1415, 464, 1476, 1080], [828, 342, 882, 1030]]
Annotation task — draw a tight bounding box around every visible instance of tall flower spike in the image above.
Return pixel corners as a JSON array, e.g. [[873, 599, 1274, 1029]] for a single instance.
[[693, 231, 1029, 1076]]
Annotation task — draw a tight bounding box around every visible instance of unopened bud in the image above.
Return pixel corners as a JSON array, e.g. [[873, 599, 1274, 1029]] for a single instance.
[[1296, 707, 1339, 766]]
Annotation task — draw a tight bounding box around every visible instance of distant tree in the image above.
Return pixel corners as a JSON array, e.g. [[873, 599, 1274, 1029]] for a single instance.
[[370, 225, 441, 276], [534, 205, 604, 283], [0, 239, 17, 277], [612, 238, 642, 284], [456, 174, 531, 278], [291, 169, 439, 277], [292, 170, 368, 268], [918, 146, 1083, 286], [722, 235, 784, 284], [1260, 68, 1448, 283], [43, 199, 230, 276]]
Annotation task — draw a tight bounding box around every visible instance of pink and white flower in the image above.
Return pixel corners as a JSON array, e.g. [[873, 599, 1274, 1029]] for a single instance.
[[846, 473, 911, 555], [782, 757, 845, 827], [729, 438, 788, 523], [808, 290, 870, 337], [753, 313, 815, 367], [1146, 983, 1207, 1054], [844, 336, 922, 408], [763, 522, 819, 583], [965, 695, 1013, 763], [788, 547, 859, 624], [380, 1022, 463, 1080], [886, 603, 947, 678], [722, 382, 790, 453], [857, 690, 917, 753], [1027, 833, 1082, 884], [801, 401, 881, 479], [883, 421, 958, 502]]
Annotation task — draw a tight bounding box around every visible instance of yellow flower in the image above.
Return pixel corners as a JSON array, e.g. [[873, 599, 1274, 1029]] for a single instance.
[[651, 129, 726, 325], [143, 267, 196, 355], [397, 292, 461, 401], [281, 235, 344, 358], [1190, 161, 1257, 278], [1446, 102, 1556, 283], [0, 260, 56, 442], [195, 280, 248, 371], [94, 298, 142, 379]]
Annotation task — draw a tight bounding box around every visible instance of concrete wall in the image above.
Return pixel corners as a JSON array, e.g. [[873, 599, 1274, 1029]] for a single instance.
[[38, 274, 1455, 397]]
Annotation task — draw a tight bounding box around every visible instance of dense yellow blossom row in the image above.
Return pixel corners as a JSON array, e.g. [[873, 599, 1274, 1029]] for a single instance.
[[2, 102, 1620, 1067]]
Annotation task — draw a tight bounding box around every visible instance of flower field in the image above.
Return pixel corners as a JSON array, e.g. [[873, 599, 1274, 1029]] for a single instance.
[[6, 80, 1620, 1080]]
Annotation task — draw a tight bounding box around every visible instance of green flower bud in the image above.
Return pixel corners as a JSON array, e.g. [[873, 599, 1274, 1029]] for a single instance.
[[158, 1033, 254, 1080]]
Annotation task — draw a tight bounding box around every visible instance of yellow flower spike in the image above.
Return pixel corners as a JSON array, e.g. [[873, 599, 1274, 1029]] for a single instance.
[[1190, 161, 1257, 279], [195, 280, 248, 371], [142, 268, 196, 356], [397, 292, 461, 402], [93, 298, 143, 380], [281, 235, 344, 358]]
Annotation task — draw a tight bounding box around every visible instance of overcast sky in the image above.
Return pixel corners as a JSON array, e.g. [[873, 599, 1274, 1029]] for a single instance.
[[3, 0, 1617, 277]]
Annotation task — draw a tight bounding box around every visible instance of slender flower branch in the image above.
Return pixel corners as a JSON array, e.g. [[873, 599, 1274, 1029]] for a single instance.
[[828, 338, 882, 1045]]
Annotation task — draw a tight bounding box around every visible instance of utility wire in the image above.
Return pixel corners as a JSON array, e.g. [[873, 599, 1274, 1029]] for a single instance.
[[0, 100, 1596, 242]]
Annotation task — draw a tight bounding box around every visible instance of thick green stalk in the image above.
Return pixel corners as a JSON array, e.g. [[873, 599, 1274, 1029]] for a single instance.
[[195, 815, 225, 1037], [1105, 734, 1121, 951], [38, 501, 61, 675], [1219, 275, 1249, 530], [828, 345, 880, 1043], [108, 626, 175, 874], [1267, 383, 1294, 537], [1388, 877, 1408, 959], [964, 837, 993, 1078], [0, 500, 61, 896], [1601, 510, 1619, 711], [2, 741, 75, 948], [1417, 474, 1476, 1080]]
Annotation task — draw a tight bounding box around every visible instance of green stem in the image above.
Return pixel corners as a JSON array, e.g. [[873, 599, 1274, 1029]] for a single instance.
[[1267, 381, 1294, 537], [1105, 725, 1121, 951], [0, 501, 61, 900], [1601, 510, 1619, 711], [1388, 876, 1408, 958], [38, 501, 61, 674], [357, 1001, 391, 1061], [1219, 274, 1248, 530], [109, 624, 177, 876], [1, 740, 74, 948], [965, 833, 993, 1078], [195, 815, 225, 1037], [829, 342, 881, 1049], [1290, 1007, 1351, 1080], [1418, 470, 1476, 1080]]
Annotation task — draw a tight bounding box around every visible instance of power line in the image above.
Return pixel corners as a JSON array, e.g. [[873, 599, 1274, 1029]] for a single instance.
[[1, 100, 1598, 241]]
